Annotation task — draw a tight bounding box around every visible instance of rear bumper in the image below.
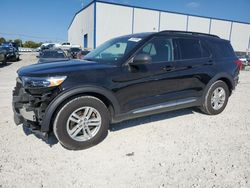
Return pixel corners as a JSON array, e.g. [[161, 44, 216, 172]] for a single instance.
[[234, 76, 239, 86]]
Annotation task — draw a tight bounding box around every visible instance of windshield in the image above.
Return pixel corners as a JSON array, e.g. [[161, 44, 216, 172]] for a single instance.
[[40, 50, 66, 58], [84, 36, 144, 63]]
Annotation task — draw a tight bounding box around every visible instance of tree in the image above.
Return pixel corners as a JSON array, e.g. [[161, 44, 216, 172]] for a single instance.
[[14, 39, 23, 47], [23, 40, 41, 48], [0, 37, 6, 44]]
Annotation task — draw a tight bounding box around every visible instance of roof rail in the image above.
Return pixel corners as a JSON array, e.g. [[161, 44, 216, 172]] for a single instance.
[[159, 30, 220, 38]]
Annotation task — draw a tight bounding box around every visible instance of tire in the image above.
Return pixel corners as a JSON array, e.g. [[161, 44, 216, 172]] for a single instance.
[[53, 96, 110, 150], [2, 57, 7, 65], [200, 80, 229, 115]]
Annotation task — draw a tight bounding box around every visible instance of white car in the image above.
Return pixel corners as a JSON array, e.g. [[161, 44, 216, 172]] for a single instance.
[[239, 57, 249, 66], [60, 42, 81, 50], [40, 43, 61, 51]]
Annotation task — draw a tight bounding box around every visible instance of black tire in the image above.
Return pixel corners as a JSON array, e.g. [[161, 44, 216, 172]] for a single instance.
[[53, 96, 110, 150], [200, 80, 229, 115], [2, 56, 7, 65]]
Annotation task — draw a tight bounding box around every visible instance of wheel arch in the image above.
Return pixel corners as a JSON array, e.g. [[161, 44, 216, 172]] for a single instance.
[[40, 86, 120, 132], [218, 77, 233, 95], [202, 73, 235, 101]]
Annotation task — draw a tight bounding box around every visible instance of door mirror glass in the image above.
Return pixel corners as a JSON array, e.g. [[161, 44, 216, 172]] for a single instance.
[[131, 53, 152, 65]]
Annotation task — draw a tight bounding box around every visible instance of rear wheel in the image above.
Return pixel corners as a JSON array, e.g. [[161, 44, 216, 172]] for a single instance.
[[53, 96, 110, 150], [200, 80, 229, 115]]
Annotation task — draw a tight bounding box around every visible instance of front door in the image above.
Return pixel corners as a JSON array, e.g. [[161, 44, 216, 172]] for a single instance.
[[114, 36, 180, 113]]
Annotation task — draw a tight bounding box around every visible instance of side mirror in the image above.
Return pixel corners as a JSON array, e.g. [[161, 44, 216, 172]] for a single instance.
[[130, 54, 152, 65]]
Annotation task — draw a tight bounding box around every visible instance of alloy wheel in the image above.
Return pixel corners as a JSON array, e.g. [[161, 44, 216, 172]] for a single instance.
[[211, 87, 226, 110], [66, 106, 102, 141]]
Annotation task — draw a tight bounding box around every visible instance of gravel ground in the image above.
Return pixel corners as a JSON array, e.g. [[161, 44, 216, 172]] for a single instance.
[[0, 53, 250, 188]]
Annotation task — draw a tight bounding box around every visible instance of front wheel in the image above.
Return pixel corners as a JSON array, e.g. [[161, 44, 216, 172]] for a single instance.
[[2, 56, 7, 65], [200, 80, 229, 115], [53, 96, 110, 150]]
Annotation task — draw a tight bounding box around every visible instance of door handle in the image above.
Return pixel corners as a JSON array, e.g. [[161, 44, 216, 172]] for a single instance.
[[163, 66, 174, 72]]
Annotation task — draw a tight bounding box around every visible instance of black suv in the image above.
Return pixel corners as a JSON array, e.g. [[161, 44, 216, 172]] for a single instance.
[[13, 31, 241, 150]]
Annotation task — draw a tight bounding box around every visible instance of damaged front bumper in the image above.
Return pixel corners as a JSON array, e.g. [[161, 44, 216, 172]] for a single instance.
[[12, 80, 59, 141]]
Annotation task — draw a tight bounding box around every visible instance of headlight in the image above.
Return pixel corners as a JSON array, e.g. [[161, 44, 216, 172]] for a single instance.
[[22, 76, 67, 88]]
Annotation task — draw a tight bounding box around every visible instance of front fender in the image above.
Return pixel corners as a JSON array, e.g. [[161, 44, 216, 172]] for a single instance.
[[40, 85, 120, 132]]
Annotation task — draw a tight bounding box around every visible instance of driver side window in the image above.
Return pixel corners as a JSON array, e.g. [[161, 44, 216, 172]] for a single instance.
[[138, 37, 174, 63]]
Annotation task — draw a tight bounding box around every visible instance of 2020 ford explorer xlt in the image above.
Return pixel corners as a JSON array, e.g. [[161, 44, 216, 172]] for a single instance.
[[13, 31, 241, 150]]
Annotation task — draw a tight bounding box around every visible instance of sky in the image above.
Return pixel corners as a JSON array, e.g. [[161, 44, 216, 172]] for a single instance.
[[0, 0, 249, 43]]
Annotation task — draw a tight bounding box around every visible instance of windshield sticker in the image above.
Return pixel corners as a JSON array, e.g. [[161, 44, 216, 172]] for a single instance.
[[128, 38, 142, 42]]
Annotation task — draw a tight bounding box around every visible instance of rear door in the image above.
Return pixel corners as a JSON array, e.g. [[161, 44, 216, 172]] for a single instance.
[[171, 37, 215, 99]]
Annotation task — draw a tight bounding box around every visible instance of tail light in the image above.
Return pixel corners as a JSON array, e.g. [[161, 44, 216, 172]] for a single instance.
[[234, 60, 242, 70]]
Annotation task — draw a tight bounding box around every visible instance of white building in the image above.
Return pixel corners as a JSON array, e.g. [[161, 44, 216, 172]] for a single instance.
[[68, 0, 250, 53]]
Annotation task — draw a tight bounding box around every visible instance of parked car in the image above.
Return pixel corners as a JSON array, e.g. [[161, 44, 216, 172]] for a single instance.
[[2, 46, 20, 61], [239, 55, 249, 66], [1, 42, 19, 51], [68, 47, 82, 59], [39, 43, 61, 51], [77, 50, 90, 59], [60, 42, 81, 50], [0, 46, 7, 65], [37, 49, 69, 63], [13, 31, 241, 150]]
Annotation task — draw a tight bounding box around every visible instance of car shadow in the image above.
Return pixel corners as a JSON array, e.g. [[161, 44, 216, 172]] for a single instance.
[[110, 108, 195, 132], [8, 58, 22, 62], [0, 62, 13, 68], [21, 108, 196, 148], [22, 124, 59, 146]]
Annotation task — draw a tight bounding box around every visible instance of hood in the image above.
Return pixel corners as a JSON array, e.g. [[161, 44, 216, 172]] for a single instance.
[[18, 59, 115, 77], [38, 58, 69, 63]]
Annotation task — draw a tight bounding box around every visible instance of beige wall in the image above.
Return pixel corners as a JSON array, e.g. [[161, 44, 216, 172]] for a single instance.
[[160, 12, 187, 31], [210, 19, 231, 40], [68, 4, 94, 49], [230, 22, 250, 52], [96, 2, 133, 47], [133, 8, 159, 33]]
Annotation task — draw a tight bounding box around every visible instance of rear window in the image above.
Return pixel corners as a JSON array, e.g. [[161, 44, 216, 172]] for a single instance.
[[177, 38, 202, 60], [212, 41, 235, 58]]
